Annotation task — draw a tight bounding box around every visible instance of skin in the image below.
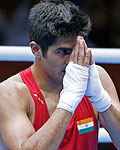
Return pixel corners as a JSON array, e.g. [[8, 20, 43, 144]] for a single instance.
[[0, 36, 120, 150]]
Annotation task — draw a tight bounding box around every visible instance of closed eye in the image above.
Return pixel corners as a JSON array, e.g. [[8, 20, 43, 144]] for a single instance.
[[55, 48, 72, 55]]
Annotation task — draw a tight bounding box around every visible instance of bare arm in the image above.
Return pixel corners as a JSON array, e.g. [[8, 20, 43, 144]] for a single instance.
[[0, 36, 90, 150], [0, 81, 72, 150], [97, 65, 120, 149], [22, 109, 71, 150]]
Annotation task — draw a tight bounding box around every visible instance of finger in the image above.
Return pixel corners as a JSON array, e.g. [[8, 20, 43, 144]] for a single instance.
[[69, 48, 74, 62], [81, 38, 88, 59], [83, 48, 91, 67], [83, 39, 88, 52], [77, 39, 85, 65], [90, 49, 95, 65], [73, 37, 79, 64]]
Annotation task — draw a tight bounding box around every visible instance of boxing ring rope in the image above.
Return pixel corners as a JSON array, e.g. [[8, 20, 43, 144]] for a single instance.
[[0, 46, 120, 143], [0, 46, 120, 64]]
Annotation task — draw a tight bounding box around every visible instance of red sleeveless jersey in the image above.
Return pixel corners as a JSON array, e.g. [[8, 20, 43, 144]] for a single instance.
[[19, 66, 98, 150]]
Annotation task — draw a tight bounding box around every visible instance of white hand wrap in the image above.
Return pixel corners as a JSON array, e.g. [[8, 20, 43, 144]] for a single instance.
[[85, 63, 112, 112], [57, 62, 89, 114]]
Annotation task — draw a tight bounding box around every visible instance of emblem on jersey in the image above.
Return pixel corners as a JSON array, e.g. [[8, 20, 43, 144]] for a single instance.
[[77, 117, 94, 134], [34, 94, 44, 104]]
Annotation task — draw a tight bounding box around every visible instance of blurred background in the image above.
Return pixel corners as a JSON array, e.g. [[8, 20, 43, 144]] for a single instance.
[[0, 0, 120, 149], [0, 0, 120, 48]]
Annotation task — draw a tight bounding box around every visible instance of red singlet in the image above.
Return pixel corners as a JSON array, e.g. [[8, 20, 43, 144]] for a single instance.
[[19, 66, 98, 150]]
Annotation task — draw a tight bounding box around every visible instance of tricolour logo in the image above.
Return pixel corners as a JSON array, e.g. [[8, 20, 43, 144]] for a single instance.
[[77, 117, 94, 134]]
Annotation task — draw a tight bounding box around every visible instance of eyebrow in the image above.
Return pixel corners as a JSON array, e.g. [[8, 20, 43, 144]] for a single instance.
[[56, 47, 73, 51]]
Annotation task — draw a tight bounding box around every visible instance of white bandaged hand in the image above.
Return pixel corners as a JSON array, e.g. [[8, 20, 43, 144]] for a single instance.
[[85, 63, 112, 112], [57, 61, 89, 114]]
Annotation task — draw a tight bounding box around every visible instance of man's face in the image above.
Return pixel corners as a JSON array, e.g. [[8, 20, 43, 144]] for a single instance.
[[41, 37, 76, 83]]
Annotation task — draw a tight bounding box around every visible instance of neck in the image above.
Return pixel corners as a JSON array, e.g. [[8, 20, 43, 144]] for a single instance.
[[31, 62, 62, 94]]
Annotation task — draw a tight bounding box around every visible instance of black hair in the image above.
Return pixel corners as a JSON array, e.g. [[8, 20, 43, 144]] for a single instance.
[[28, 0, 92, 56]]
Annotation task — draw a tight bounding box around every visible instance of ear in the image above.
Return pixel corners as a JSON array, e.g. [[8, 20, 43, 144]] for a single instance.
[[30, 41, 42, 58]]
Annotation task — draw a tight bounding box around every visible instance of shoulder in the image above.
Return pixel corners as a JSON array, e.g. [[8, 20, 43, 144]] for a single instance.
[[0, 73, 29, 97], [96, 64, 110, 81], [0, 74, 31, 114], [96, 64, 119, 106]]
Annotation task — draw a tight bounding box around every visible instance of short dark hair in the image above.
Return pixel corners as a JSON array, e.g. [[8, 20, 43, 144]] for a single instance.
[[28, 0, 92, 56]]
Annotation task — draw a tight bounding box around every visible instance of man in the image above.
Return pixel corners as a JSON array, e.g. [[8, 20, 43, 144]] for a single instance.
[[0, 0, 120, 149]]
